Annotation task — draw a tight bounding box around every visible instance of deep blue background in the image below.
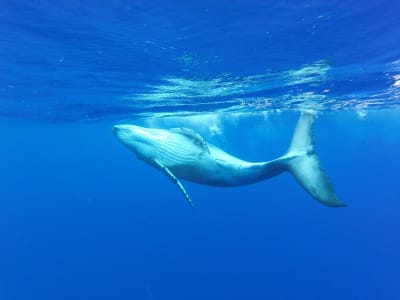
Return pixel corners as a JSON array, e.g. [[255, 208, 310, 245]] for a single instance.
[[1, 112, 400, 299], [1, 0, 400, 299]]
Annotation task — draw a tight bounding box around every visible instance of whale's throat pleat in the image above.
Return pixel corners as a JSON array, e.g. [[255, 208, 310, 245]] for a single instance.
[[154, 136, 204, 166]]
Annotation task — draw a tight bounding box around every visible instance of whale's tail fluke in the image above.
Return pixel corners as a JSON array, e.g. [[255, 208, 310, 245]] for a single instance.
[[284, 111, 346, 207]]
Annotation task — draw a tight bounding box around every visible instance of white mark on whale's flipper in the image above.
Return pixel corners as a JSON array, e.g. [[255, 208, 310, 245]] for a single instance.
[[154, 159, 194, 207]]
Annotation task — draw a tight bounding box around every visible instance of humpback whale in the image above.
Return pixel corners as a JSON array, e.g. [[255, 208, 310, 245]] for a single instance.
[[113, 112, 345, 207]]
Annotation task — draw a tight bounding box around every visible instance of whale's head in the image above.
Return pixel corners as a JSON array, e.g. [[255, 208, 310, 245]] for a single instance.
[[112, 124, 166, 159]]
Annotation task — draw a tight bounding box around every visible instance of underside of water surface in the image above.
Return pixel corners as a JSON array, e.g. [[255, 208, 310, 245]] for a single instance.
[[1, 0, 399, 122]]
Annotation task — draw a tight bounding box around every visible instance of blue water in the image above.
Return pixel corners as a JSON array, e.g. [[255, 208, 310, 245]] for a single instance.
[[1, 1, 400, 299]]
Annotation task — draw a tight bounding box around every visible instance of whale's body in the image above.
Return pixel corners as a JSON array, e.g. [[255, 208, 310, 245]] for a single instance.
[[113, 112, 345, 207]]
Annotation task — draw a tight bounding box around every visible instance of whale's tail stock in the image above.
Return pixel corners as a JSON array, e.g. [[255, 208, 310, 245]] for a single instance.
[[283, 111, 346, 207]]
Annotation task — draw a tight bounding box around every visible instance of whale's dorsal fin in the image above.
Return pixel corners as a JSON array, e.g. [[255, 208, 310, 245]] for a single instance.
[[154, 159, 194, 207], [170, 128, 210, 155]]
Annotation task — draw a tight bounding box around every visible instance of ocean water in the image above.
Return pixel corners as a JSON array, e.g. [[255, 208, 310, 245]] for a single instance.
[[1, 1, 400, 299]]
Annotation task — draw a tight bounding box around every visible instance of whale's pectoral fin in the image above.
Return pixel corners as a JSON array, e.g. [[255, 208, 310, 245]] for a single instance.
[[170, 127, 210, 155], [154, 160, 194, 207]]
